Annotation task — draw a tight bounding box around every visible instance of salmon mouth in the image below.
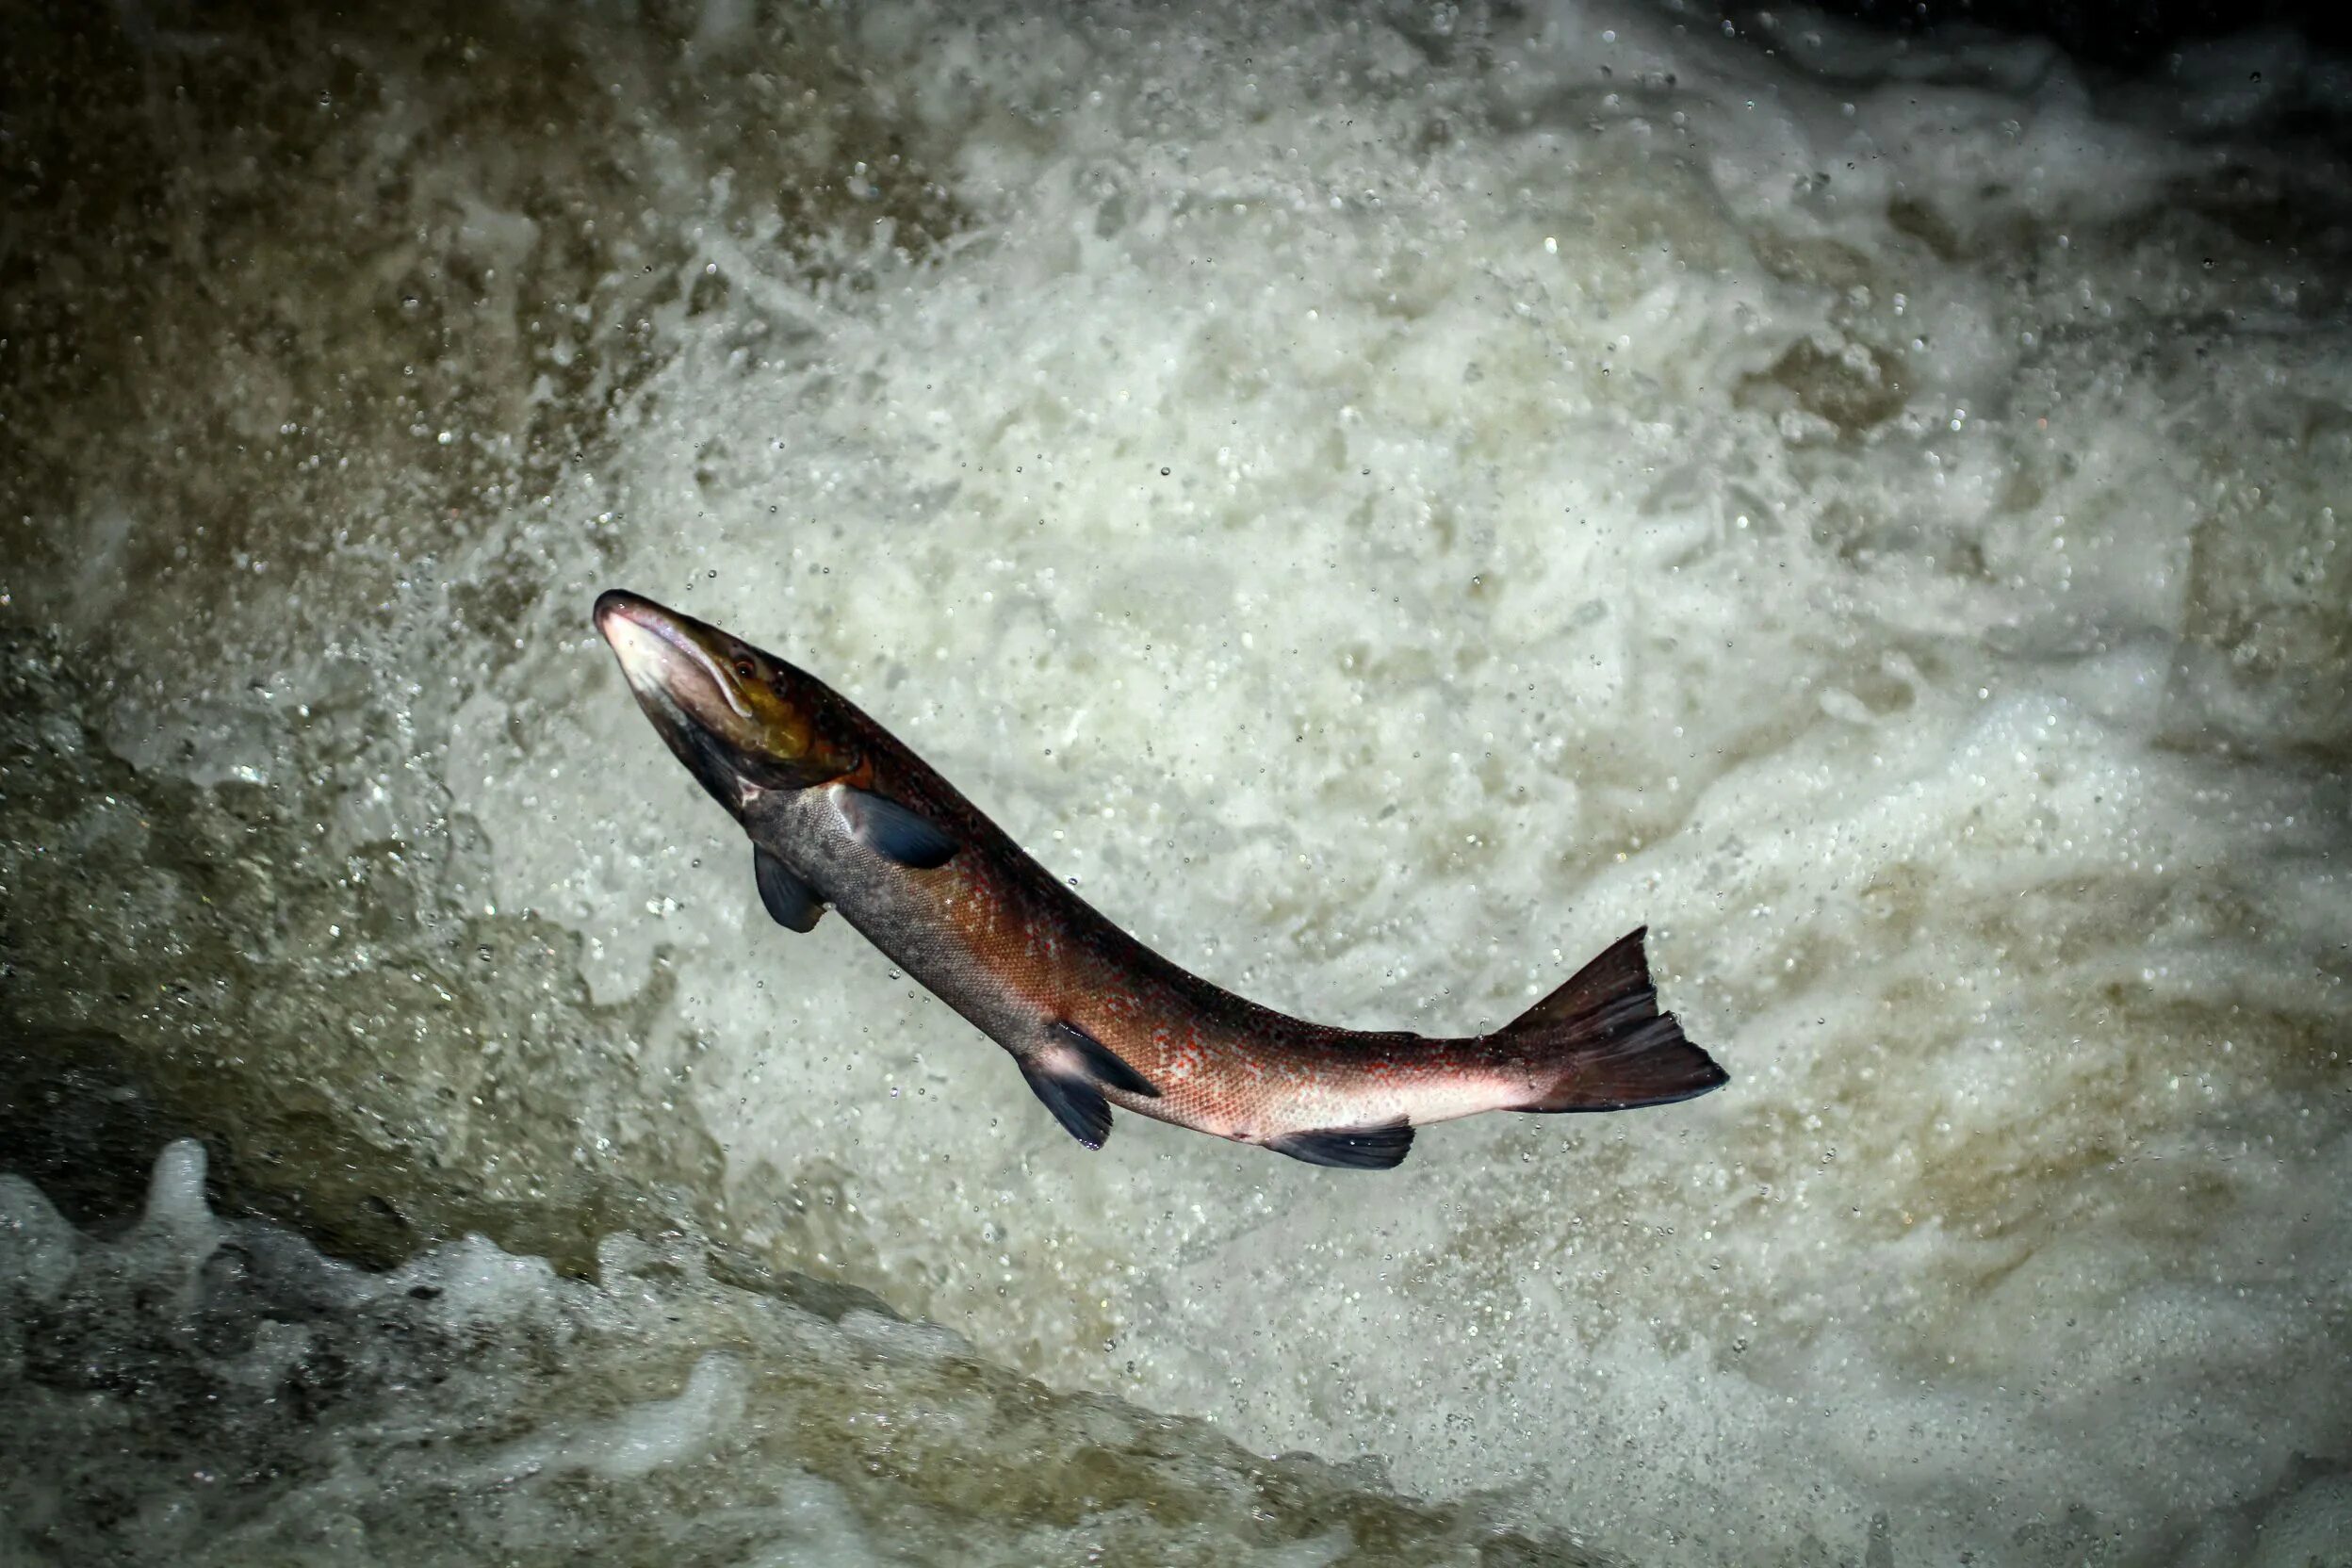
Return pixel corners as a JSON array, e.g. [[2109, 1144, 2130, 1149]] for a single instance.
[[595, 589, 753, 729], [595, 588, 772, 813]]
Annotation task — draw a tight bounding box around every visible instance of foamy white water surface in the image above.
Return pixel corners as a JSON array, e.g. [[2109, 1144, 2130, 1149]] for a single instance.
[[4, 2, 2348, 1564], [3, 1140, 1567, 1564]]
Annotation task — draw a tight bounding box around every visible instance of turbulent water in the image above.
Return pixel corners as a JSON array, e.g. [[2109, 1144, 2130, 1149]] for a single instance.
[[4, 1, 2349, 1564], [0, 1141, 1587, 1564]]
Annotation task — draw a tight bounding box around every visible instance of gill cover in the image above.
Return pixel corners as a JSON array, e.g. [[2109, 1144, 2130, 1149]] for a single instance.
[[594, 590, 850, 810]]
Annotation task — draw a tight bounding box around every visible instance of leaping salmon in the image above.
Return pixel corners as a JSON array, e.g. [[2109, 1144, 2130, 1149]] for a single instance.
[[595, 589, 1726, 1169]]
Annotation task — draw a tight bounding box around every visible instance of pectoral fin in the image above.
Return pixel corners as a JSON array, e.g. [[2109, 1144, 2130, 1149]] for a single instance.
[[1020, 1060, 1114, 1150], [754, 847, 825, 932], [837, 787, 958, 870]]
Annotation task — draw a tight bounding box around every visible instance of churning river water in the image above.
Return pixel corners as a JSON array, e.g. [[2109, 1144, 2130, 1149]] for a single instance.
[[3, 2, 2348, 1563]]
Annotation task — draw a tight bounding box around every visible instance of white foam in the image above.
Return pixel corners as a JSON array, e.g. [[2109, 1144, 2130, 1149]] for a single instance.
[[138, 1138, 214, 1240], [0, 1179, 80, 1379], [473, 1352, 747, 1482], [448, 4, 2351, 1560], [415, 1233, 566, 1328], [0, 1145, 1593, 1563], [12, 0, 2348, 1561]]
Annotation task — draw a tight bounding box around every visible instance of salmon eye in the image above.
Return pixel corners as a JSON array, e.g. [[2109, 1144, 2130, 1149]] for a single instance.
[[732, 658, 756, 680]]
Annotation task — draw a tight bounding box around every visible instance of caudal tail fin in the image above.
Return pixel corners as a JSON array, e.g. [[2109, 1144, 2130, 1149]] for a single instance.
[[1504, 927, 1727, 1113]]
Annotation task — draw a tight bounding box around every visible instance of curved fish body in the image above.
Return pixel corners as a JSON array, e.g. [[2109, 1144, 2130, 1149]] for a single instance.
[[596, 590, 1726, 1169]]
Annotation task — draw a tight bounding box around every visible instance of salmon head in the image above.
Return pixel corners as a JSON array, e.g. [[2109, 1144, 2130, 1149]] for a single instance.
[[594, 589, 851, 814]]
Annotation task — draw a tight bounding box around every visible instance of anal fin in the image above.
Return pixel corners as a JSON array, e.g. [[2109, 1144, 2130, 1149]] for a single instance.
[[1266, 1118, 1414, 1171], [754, 847, 825, 932], [1020, 1060, 1114, 1151]]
